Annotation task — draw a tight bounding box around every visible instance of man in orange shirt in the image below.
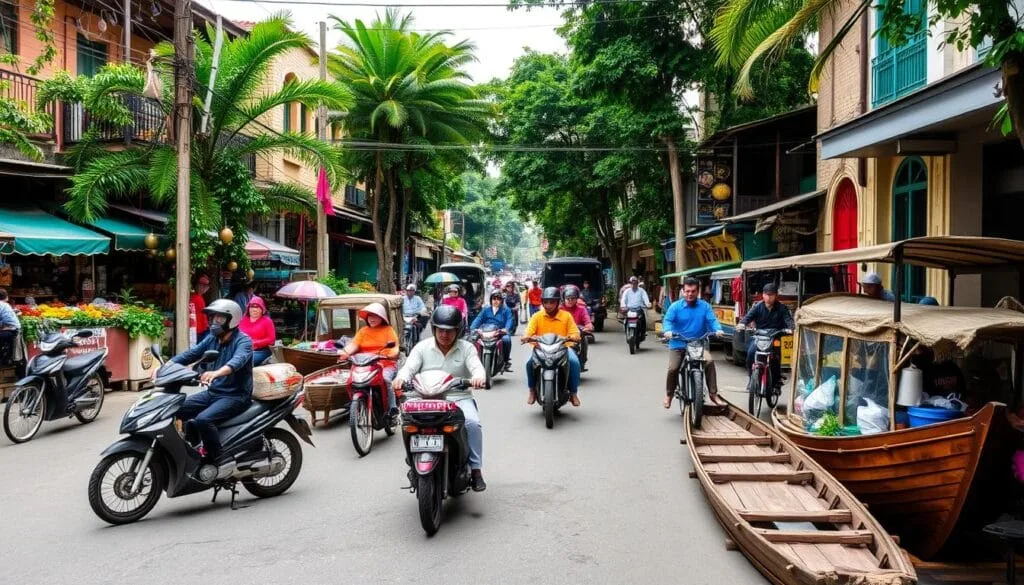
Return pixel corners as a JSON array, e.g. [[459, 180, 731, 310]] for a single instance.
[[527, 280, 543, 317], [337, 302, 401, 416], [521, 287, 582, 406]]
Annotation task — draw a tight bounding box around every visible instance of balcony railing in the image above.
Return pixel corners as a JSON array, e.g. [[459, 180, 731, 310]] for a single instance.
[[217, 133, 257, 177], [344, 184, 367, 208], [0, 69, 56, 141], [62, 94, 168, 145], [871, 32, 927, 108]]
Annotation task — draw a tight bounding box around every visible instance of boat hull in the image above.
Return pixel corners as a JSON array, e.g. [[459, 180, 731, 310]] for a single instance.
[[275, 346, 340, 376]]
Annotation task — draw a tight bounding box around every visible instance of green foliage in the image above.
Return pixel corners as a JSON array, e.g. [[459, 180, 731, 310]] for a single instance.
[[457, 173, 524, 260], [26, 0, 57, 76], [0, 79, 51, 161], [114, 305, 167, 340], [816, 411, 842, 436], [317, 270, 363, 294]]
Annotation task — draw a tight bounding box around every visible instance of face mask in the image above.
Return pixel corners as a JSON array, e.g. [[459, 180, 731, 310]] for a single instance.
[[209, 315, 229, 337]]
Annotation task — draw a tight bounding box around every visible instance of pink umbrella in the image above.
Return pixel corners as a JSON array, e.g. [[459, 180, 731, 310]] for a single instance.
[[275, 280, 337, 340]]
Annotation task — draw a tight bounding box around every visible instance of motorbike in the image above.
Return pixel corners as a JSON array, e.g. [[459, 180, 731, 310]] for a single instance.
[[623, 309, 643, 355], [527, 333, 571, 429], [3, 329, 109, 444], [745, 328, 789, 417], [664, 332, 714, 429], [470, 323, 507, 389], [400, 371, 474, 536], [570, 330, 594, 372], [87, 347, 314, 525], [346, 342, 400, 457], [587, 297, 607, 332], [402, 315, 422, 356]]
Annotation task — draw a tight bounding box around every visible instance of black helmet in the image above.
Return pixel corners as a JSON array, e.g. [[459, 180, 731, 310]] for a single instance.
[[489, 290, 504, 302], [431, 304, 463, 334], [562, 284, 580, 301], [541, 286, 561, 302]]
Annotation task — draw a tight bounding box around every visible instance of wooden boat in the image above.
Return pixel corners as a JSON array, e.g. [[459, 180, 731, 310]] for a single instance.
[[685, 399, 916, 585], [742, 237, 1024, 560], [275, 345, 339, 376]]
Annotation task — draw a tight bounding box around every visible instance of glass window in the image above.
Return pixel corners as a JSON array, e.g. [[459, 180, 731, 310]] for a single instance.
[[792, 330, 818, 418], [76, 34, 108, 77], [844, 339, 891, 432], [0, 0, 17, 55], [799, 333, 843, 432], [316, 308, 355, 340], [892, 157, 927, 301], [300, 104, 307, 133], [283, 103, 292, 131]]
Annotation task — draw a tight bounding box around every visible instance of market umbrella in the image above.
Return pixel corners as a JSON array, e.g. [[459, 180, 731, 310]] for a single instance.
[[424, 271, 460, 285], [274, 280, 337, 340]]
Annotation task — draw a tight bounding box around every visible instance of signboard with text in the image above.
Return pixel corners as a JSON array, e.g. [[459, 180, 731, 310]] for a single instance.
[[695, 155, 734, 225], [688, 234, 742, 267]]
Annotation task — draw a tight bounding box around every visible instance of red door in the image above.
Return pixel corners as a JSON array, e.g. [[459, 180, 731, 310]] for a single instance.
[[832, 179, 858, 292]]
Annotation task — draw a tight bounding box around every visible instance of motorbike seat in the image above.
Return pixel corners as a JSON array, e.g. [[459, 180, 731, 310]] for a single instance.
[[62, 351, 105, 376], [218, 401, 269, 428]]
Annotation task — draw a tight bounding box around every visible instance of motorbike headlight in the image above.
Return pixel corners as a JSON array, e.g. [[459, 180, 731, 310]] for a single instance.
[[686, 343, 704, 360], [542, 357, 558, 367], [755, 337, 772, 351]]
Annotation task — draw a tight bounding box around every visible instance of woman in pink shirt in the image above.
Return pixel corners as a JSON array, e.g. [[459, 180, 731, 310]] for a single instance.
[[441, 284, 468, 324], [239, 296, 276, 365]]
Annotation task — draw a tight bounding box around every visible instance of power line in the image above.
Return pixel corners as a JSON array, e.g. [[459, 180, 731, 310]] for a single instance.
[[214, 0, 661, 7]]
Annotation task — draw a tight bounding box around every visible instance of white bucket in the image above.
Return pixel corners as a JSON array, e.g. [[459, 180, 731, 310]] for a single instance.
[[897, 364, 923, 407]]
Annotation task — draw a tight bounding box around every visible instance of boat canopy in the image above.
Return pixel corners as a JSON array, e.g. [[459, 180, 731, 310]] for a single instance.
[[797, 294, 1024, 349], [744, 236, 1024, 273]]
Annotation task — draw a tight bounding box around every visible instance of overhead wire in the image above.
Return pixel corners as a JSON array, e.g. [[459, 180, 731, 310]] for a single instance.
[[213, 0, 661, 7]]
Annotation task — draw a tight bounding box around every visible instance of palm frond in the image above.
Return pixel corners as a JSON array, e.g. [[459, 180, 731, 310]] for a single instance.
[[65, 150, 151, 221], [234, 79, 353, 127], [259, 181, 317, 215]]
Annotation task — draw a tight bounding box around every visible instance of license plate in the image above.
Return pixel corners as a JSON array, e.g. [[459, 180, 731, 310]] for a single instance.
[[410, 434, 444, 452]]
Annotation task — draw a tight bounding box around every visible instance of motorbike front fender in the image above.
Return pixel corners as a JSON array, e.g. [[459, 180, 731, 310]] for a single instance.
[[285, 414, 315, 447], [14, 374, 45, 389], [100, 435, 153, 458]]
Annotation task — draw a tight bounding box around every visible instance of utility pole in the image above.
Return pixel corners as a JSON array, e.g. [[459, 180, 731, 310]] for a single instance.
[[123, 0, 131, 63], [315, 21, 329, 279], [173, 0, 193, 352], [440, 210, 448, 265], [663, 136, 687, 273]]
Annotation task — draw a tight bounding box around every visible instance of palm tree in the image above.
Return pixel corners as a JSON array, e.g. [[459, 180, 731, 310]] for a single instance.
[[328, 10, 492, 291], [40, 15, 352, 268]]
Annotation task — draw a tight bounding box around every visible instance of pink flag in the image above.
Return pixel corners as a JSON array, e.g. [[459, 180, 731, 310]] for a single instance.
[[316, 167, 335, 216]]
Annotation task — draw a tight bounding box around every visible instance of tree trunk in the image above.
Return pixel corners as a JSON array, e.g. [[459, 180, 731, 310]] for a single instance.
[[662, 136, 687, 274], [371, 153, 391, 291], [398, 187, 409, 286], [378, 167, 399, 293]]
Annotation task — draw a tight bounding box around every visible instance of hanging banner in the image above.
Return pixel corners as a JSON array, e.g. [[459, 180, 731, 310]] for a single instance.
[[695, 155, 734, 225], [688, 234, 742, 267]]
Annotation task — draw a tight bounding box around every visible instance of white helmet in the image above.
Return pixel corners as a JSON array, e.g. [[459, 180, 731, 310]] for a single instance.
[[358, 302, 390, 325], [204, 299, 243, 331], [405, 283, 417, 292]]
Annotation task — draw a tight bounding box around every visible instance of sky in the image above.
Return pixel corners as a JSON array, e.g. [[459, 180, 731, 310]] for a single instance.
[[197, 0, 569, 83]]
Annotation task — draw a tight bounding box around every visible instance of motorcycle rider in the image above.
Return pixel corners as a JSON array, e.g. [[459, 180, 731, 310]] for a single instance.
[[560, 285, 593, 369], [502, 282, 521, 334], [737, 282, 794, 388], [470, 291, 514, 371], [171, 299, 254, 461], [580, 280, 597, 305], [661, 277, 726, 409], [442, 284, 469, 326], [393, 305, 488, 491], [402, 283, 428, 334], [522, 286, 582, 407], [620, 276, 651, 340], [337, 303, 402, 417]]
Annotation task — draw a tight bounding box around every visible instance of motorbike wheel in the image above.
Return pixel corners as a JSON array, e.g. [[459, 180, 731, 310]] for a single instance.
[[482, 354, 493, 389], [349, 397, 374, 457], [594, 319, 604, 333], [74, 374, 105, 424], [88, 451, 164, 525], [384, 406, 398, 437], [3, 384, 45, 444], [627, 330, 636, 355], [417, 472, 443, 536], [242, 427, 303, 498], [746, 371, 760, 416], [542, 380, 556, 429], [689, 370, 704, 429], [766, 371, 780, 408]]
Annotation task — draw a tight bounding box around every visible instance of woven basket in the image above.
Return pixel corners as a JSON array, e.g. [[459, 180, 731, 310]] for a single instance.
[[253, 363, 302, 401], [303, 365, 352, 426]]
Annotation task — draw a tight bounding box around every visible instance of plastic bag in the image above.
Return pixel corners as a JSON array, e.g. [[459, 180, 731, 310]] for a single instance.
[[802, 375, 837, 430], [857, 397, 890, 435], [922, 392, 966, 412]]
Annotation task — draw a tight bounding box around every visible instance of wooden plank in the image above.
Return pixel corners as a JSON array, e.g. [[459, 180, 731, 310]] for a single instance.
[[752, 529, 875, 545], [692, 435, 771, 446], [707, 471, 813, 484], [698, 452, 791, 463], [739, 509, 853, 523]]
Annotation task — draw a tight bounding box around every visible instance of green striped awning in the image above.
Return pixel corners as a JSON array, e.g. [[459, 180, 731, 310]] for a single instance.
[[86, 216, 166, 251], [0, 208, 109, 255]]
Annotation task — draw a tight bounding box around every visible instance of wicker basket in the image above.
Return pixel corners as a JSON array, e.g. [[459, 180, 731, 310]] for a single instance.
[[303, 365, 352, 427], [253, 363, 303, 401]]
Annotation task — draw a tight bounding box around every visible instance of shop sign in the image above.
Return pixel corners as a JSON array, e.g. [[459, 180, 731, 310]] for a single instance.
[[688, 235, 742, 267], [696, 155, 733, 225], [32, 327, 108, 358]]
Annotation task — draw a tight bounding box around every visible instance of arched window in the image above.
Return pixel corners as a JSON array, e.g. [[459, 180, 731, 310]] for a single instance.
[[892, 157, 927, 300], [283, 73, 298, 131]]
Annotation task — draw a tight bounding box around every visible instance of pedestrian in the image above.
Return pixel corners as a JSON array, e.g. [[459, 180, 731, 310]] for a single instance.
[[527, 280, 542, 316], [0, 288, 20, 366], [190, 275, 212, 342]]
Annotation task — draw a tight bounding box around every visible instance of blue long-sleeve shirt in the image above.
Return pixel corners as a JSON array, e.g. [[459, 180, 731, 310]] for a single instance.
[[172, 331, 254, 398], [471, 304, 514, 331], [662, 299, 722, 351], [739, 300, 795, 331]]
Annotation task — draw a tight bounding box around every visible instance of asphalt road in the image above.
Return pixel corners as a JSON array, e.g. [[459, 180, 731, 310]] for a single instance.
[[1, 323, 769, 585]]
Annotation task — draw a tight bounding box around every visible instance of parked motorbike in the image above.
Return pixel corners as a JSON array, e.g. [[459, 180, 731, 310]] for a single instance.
[[87, 347, 313, 525], [744, 328, 789, 417], [402, 315, 421, 356], [346, 343, 400, 457], [3, 329, 109, 444], [623, 309, 643, 355], [400, 371, 474, 536], [526, 333, 571, 429], [470, 323, 507, 389], [664, 332, 713, 429]]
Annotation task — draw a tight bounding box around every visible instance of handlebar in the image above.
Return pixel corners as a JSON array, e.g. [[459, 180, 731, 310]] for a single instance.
[[662, 331, 719, 342]]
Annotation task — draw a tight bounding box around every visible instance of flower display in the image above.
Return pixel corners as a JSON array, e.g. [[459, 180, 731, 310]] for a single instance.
[[17, 303, 164, 342]]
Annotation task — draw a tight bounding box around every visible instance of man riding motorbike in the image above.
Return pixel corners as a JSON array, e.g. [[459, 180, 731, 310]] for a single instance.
[[337, 303, 402, 418], [620, 276, 651, 340], [560, 285, 593, 369], [470, 291, 514, 370], [580, 280, 597, 305], [402, 283, 428, 333], [503, 282, 521, 334], [661, 277, 726, 409], [394, 305, 489, 491], [522, 286, 582, 407], [737, 282, 794, 389], [171, 299, 254, 461]]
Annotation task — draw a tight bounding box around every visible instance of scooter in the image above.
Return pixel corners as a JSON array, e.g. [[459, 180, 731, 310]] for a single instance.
[[345, 343, 400, 457], [3, 329, 109, 444], [570, 330, 594, 373], [745, 328, 789, 417], [402, 315, 421, 356], [526, 333, 571, 429], [470, 323, 507, 389], [624, 309, 642, 355], [401, 371, 474, 536], [664, 332, 714, 429], [87, 347, 314, 525]]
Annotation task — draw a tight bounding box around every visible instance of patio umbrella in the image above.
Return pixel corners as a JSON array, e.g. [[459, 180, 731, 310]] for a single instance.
[[424, 271, 460, 285], [274, 280, 337, 340]]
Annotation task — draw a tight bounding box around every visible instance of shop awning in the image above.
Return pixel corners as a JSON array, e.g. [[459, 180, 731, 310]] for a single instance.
[[85, 216, 165, 251], [0, 208, 109, 255], [720, 190, 825, 223], [661, 260, 742, 280], [245, 233, 301, 266]]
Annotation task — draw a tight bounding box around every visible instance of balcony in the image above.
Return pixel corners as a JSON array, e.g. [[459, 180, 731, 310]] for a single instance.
[[0, 69, 56, 141], [344, 184, 367, 208], [871, 32, 927, 108], [62, 94, 168, 145]]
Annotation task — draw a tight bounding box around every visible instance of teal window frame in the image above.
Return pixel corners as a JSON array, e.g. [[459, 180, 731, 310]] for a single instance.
[[0, 0, 17, 55], [891, 157, 928, 301], [283, 103, 292, 132], [76, 34, 108, 77], [871, 0, 928, 108]]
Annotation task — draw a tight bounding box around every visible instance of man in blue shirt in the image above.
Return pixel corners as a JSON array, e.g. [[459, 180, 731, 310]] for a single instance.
[[860, 272, 896, 301], [661, 277, 725, 409], [0, 289, 19, 365], [172, 299, 254, 461], [402, 283, 428, 334], [471, 291, 515, 368]]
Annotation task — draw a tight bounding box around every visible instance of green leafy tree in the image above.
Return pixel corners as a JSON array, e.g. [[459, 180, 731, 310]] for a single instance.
[[458, 173, 524, 262], [38, 16, 351, 270], [0, 66, 50, 160], [328, 10, 492, 291]]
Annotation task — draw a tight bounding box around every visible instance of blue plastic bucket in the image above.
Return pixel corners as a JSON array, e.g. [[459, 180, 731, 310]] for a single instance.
[[907, 405, 963, 428]]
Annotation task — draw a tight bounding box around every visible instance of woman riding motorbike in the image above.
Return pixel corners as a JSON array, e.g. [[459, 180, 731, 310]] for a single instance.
[[560, 285, 593, 369], [470, 291, 515, 370], [337, 303, 402, 417]]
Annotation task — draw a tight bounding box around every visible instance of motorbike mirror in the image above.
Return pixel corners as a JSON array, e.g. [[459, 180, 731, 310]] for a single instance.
[[150, 343, 164, 365], [73, 330, 93, 339], [200, 350, 220, 363]]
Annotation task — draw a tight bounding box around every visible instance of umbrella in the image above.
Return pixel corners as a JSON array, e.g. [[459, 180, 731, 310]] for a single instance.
[[274, 280, 337, 340], [424, 271, 460, 285]]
